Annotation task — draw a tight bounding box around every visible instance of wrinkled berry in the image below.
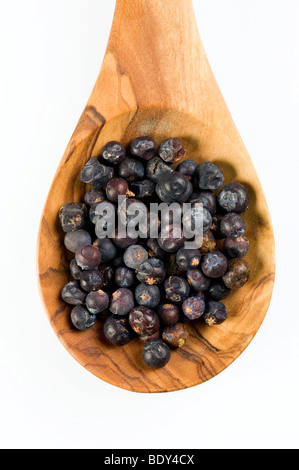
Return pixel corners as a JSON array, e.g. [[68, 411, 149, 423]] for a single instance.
[[80, 157, 114, 189], [222, 259, 250, 289], [199, 231, 217, 254], [130, 179, 155, 199], [61, 281, 86, 305], [146, 238, 165, 259], [201, 250, 228, 278], [158, 138, 186, 163], [224, 236, 249, 258], [135, 283, 161, 308], [162, 323, 189, 348], [164, 276, 190, 303], [71, 305, 96, 331], [182, 205, 213, 234], [211, 214, 226, 239], [177, 159, 199, 180], [84, 188, 105, 206], [130, 136, 158, 161], [218, 182, 250, 214], [80, 269, 104, 292], [156, 172, 193, 203], [59, 203, 88, 233], [182, 296, 205, 320], [221, 213, 246, 238], [118, 157, 145, 182], [190, 190, 217, 216], [146, 156, 175, 183], [129, 307, 160, 336], [142, 340, 171, 369], [136, 258, 166, 285], [100, 141, 126, 165], [204, 301, 228, 325], [158, 225, 186, 253], [103, 315, 133, 346], [194, 162, 224, 191], [109, 288, 135, 316], [86, 290, 110, 314], [70, 258, 84, 280]]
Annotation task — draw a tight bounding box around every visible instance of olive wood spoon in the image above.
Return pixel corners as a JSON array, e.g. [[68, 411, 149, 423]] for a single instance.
[[37, 0, 275, 393]]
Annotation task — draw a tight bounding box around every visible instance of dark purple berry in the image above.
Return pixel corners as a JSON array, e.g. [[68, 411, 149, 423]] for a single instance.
[[146, 238, 165, 259], [124, 245, 148, 269], [75, 245, 102, 270], [130, 136, 158, 161], [135, 284, 161, 308], [130, 179, 155, 199], [118, 157, 145, 182], [158, 225, 186, 253], [146, 156, 175, 183], [207, 279, 230, 301], [201, 250, 228, 278], [103, 315, 133, 346], [204, 301, 228, 325], [211, 214, 226, 239], [80, 269, 104, 292], [86, 290, 110, 314], [187, 269, 211, 292], [129, 307, 160, 336], [93, 237, 117, 263], [80, 157, 114, 189], [142, 340, 171, 369], [106, 178, 129, 202], [115, 267, 135, 288], [100, 141, 126, 165], [70, 258, 84, 280], [183, 205, 213, 234], [64, 229, 92, 253], [156, 172, 193, 203], [224, 236, 249, 258], [139, 331, 161, 343], [177, 160, 199, 180], [194, 162, 224, 191], [162, 323, 189, 348], [158, 138, 186, 163], [136, 258, 166, 285], [71, 305, 96, 331], [59, 203, 88, 233], [61, 281, 86, 305], [176, 248, 201, 271], [84, 188, 105, 206], [109, 288, 135, 316], [222, 259, 250, 289], [218, 182, 250, 214], [182, 296, 205, 320], [190, 190, 217, 215], [164, 276, 190, 303], [112, 229, 139, 249], [221, 213, 246, 238], [158, 304, 180, 326]]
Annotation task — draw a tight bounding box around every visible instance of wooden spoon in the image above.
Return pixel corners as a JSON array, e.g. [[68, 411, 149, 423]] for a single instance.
[[37, 0, 275, 393]]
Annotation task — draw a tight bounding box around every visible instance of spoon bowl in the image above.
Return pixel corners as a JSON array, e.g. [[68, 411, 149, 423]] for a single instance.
[[37, 0, 275, 393]]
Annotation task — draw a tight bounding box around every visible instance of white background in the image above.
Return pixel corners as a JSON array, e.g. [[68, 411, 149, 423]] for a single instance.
[[0, 0, 298, 450]]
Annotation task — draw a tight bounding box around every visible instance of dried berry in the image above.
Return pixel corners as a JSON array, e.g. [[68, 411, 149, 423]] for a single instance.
[[158, 138, 186, 163], [86, 290, 110, 314], [112, 229, 139, 249], [59, 203, 88, 233], [158, 225, 186, 253], [118, 157, 145, 182], [204, 301, 228, 325], [103, 315, 133, 346], [182, 205, 213, 234], [176, 248, 201, 271], [61, 281, 86, 306], [84, 188, 105, 206], [93, 237, 117, 263], [146, 238, 165, 259], [70, 258, 84, 280], [71, 305, 97, 331], [182, 296, 205, 320], [146, 156, 175, 183], [109, 288, 135, 316], [158, 304, 180, 326], [130, 179, 155, 199], [218, 182, 250, 214], [223, 259, 250, 289], [100, 141, 126, 165], [199, 231, 217, 254], [190, 190, 217, 216], [162, 323, 189, 348], [187, 269, 210, 292], [224, 236, 249, 259], [124, 245, 148, 269], [64, 229, 92, 254], [142, 340, 171, 369], [135, 283, 161, 308], [115, 267, 135, 288], [201, 250, 228, 278], [129, 307, 160, 337], [80, 157, 114, 189], [210, 214, 226, 239], [194, 162, 224, 191], [136, 258, 166, 285], [80, 269, 104, 292], [177, 159, 199, 180], [207, 279, 230, 301], [75, 245, 102, 270], [130, 136, 158, 161], [221, 213, 246, 238], [156, 172, 193, 203], [106, 178, 129, 202], [164, 276, 190, 303]]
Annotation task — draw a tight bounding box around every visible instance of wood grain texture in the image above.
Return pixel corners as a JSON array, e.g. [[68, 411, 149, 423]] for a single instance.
[[37, 0, 275, 393]]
